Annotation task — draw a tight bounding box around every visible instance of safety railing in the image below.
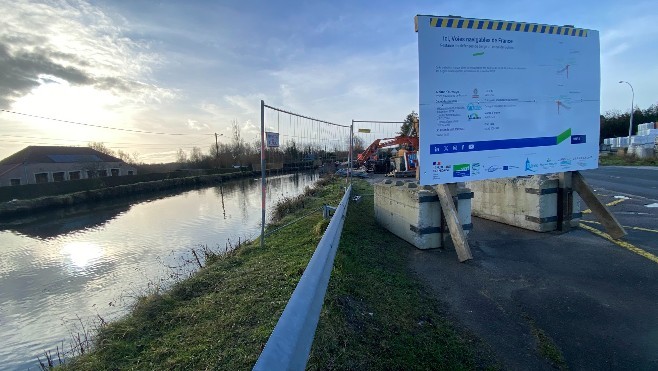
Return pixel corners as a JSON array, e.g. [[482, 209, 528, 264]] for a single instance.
[[253, 184, 352, 370]]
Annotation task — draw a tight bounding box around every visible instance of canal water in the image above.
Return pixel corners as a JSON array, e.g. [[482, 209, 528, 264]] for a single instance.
[[0, 172, 320, 370]]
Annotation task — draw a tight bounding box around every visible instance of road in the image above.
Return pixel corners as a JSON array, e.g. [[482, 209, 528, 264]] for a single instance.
[[581, 166, 658, 201], [384, 166, 658, 370], [580, 166, 658, 258]]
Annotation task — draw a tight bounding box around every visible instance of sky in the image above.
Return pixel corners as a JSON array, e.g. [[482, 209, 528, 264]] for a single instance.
[[1, 0, 656, 163]]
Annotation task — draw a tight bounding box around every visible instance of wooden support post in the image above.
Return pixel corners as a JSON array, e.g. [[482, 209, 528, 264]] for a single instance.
[[557, 172, 573, 232], [434, 184, 473, 262], [572, 171, 627, 239]]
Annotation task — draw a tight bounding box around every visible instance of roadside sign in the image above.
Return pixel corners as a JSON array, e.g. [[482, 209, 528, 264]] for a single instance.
[[415, 15, 600, 185], [266, 132, 279, 148]]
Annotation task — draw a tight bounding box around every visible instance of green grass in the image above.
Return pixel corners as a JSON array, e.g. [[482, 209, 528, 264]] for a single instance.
[[599, 153, 658, 166], [523, 313, 567, 370], [61, 178, 484, 370], [308, 180, 483, 370]]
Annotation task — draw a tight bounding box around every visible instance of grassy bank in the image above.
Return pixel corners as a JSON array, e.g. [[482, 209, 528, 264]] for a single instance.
[[60, 178, 483, 370], [599, 154, 658, 166]]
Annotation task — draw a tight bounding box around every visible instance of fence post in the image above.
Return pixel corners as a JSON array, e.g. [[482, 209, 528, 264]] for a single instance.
[[349, 120, 354, 184], [261, 100, 266, 249]]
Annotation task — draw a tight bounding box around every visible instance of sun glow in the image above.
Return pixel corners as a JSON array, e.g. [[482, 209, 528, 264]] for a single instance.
[[61, 241, 104, 270], [11, 77, 126, 143]]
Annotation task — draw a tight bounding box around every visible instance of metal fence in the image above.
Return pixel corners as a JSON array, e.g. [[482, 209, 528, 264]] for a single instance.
[[253, 184, 352, 370], [259, 101, 351, 247], [351, 119, 404, 151], [254, 101, 355, 370]]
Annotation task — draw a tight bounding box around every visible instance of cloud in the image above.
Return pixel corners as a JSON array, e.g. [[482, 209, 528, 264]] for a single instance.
[[0, 41, 92, 107], [0, 0, 171, 108], [186, 119, 210, 131]]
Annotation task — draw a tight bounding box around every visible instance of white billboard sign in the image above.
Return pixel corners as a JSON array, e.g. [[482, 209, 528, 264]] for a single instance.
[[416, 15, 600, 185]]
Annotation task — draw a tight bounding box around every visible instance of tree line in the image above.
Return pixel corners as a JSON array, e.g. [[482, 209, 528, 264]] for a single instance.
[[89, 105, 652, 167], [600, 104, 658, 141]]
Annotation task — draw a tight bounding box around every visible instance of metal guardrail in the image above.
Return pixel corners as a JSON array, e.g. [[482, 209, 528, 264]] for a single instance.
[[253, 185, 352, 371]]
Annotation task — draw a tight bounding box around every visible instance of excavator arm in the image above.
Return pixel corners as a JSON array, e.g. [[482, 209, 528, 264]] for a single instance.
[[357, 136, 419, 166]]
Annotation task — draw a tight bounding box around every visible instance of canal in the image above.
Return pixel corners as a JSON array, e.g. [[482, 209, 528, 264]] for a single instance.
[[0, 172, 320, 370]]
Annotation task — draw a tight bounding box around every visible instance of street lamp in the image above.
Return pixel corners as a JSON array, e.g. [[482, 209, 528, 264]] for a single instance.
[[619, 80, 634, 149]]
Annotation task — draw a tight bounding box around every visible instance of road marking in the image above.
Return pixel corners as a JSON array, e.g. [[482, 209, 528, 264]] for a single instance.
[[580, 219, 658, 233], [579, 223, 658, 265], [582, 198, 628, 214]]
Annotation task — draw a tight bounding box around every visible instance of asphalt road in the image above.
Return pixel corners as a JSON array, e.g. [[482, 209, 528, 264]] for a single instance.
[[366, 167, 658, 370], [580, 166, 658, 259], [581, 166, 658, 201]]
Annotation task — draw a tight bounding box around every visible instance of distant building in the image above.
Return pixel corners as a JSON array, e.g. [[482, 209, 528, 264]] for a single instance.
[[0, 146, 137, 187]]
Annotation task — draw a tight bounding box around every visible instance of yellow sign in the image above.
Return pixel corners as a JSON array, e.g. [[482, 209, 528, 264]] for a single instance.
[[358, 128, 371, 133]]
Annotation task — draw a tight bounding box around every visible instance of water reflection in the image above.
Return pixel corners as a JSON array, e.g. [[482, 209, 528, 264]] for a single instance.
[[0, 172, 318, 370], [61, 242, 104, 271], [1, 205, 130, 239]]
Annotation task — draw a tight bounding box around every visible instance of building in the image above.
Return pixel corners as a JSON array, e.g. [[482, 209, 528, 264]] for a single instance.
[[0, 146, 137, 187]]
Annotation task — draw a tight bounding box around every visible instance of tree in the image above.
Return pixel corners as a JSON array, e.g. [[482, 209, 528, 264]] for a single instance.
[[352, 135, 365, 153], [189, 146, 203, 165], [176, 148, 188, 164], [231, 120, 244, 165], [399, 111, 419, 136], [88, 142, 116, 157], [599, 104, 658, 143], [116, 149, 140, 165]]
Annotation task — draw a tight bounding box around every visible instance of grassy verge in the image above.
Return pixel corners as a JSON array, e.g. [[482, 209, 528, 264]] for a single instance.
[[308, 180, 484, 370], [60, 178, 483, 370], [599, 154, 658, 166]]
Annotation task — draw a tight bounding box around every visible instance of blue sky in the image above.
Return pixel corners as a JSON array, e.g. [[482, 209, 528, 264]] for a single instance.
[[1, 0, 656, 162]]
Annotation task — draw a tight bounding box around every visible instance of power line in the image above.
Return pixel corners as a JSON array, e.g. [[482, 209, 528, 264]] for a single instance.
[[0, 109, 214, 136], [0, 133, 210, 146], [0, 139, 208, 150]]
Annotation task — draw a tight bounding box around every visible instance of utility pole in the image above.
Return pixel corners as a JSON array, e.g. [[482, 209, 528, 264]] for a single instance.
[[215, 133, 220, 167]]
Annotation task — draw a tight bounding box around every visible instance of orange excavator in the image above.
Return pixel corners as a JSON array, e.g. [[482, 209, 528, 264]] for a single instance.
[[357, 117, 419, 176], [357, 135, 419, 176]]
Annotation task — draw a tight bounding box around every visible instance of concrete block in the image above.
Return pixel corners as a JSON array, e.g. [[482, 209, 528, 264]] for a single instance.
[[466, 175, 581, 232], [374, 180, 472, 250]]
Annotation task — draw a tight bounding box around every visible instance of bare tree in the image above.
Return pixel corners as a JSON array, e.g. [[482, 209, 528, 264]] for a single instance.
[[176, 148, 188, 164], [88, 142, 116, 157], [231, 120, 244, 166], [352, 135, 365, 153], [189, 146, 203, 165]]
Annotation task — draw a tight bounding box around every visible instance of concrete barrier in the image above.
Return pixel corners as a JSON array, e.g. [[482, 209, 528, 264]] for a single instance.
[[374, 180, 472, 249], [629, 146, 655, 159], [466, 175, 582, 232]]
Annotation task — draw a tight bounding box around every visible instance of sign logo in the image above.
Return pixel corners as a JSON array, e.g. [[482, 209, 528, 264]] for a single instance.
[[467, 103, 482, 111], [472, 88, 479, 98], [525, 158, 537, 172], [453, 163, 471, 177], [468, 113, 480, 120], [432, 161, 451, 173], [471, 162, 481, 175]]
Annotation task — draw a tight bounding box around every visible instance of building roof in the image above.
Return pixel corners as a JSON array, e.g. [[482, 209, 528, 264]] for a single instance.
[[0, 146, 126, 165]]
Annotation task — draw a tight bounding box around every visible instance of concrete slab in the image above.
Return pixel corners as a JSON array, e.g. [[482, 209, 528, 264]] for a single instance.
[[467, 175, 582, 232], [374, 179, 472, 250]]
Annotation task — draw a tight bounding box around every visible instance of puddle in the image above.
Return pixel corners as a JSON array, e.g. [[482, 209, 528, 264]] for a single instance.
[[646, 203, 658, 208], [614, 195, 630, 199]]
